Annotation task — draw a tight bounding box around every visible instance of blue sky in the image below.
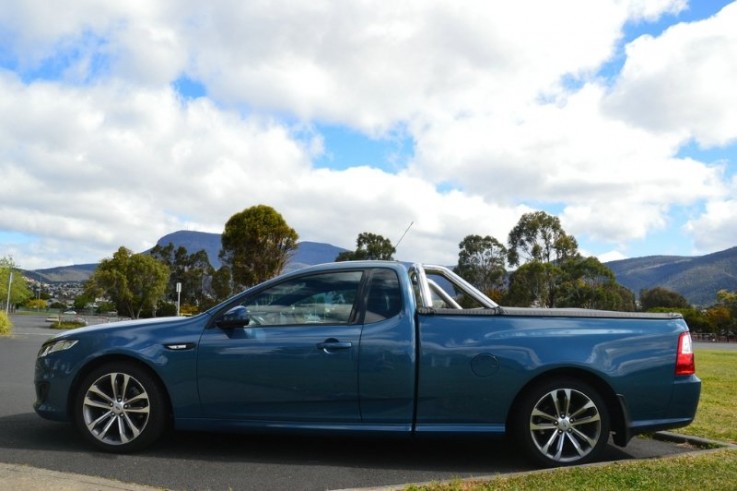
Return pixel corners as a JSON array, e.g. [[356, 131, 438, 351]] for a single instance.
[[1, 1, 736, 270]]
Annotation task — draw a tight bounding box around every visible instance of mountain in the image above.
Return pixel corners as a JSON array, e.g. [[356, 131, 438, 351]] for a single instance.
[[154, 230, 223, 267], [27, 231, 348, 283], [283, 242, 349, 272], [605, 246, 737, 306], [24, 229, 737, 307], [24, 263, 98, 283]]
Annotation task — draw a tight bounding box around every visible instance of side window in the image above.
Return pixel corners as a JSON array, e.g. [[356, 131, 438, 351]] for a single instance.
[[242, 271, 363, 326], [364, 269, 402, 323]]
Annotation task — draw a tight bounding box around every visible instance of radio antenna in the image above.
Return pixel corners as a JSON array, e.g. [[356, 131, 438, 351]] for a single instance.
[[394, 221, 414, 249]]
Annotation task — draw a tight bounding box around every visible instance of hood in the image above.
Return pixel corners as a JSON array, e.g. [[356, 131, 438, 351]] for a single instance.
[[48, 314, 208, 340]]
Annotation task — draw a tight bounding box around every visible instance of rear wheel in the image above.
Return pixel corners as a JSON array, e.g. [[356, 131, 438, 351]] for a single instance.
[[73, 362, 168, 452], [513, 378, 610, 467]]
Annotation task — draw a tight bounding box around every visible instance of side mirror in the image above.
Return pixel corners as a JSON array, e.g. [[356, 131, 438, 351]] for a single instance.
[[216, 305, 250, 329]]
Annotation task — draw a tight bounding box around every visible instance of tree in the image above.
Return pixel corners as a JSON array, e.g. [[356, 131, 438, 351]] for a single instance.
[[219, 205, 299, 290], [0, 256, 32, 312], [505, 261, 554, 307], [211, 267, 233, 302], [507, 211, 578, 267], [648, 306, 714, 334], [73, 293, 95, 312], [640, 287, 690, 311], [336, 232, 396, 261], [85, 247, 170, 319], [504, 211, 632, 310], [556, 257, 636, 311], [25, 298, 48, 311], [453, 235, 507, 296], [717, 289, 737, 316], [505, 211, 579, 307], [714, 290, 737, 337], [150, 242, 214, 309], [704, 305, 731, 335]]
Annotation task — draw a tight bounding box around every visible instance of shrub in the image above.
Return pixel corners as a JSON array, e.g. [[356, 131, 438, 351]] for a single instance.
[[0, 311, 12, 336], [51, 321, 86, 330], [180, 304, 200, 316]]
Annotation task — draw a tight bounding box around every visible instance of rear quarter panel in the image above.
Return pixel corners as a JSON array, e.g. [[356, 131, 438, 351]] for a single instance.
[[416, 312, 688, 428]]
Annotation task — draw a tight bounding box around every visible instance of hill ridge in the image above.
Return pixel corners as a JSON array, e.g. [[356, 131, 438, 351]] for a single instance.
[[24, 231, 737, 307]]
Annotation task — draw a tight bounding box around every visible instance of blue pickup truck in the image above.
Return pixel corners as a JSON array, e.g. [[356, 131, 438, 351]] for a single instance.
[[34, 261, 700, 467]]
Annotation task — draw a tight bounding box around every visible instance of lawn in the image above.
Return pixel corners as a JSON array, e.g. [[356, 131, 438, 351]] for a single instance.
[[408, 348, 737, 491], [674, 349, 737, 444]]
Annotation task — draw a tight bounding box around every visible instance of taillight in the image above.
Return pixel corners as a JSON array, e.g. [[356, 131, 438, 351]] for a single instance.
[[675, 331, 695, 376]]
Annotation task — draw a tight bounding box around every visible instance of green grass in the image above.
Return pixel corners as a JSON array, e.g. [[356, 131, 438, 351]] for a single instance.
[[407, 348, 737, 491], [673, 350, 737, 444], [407, 450, 737, 491]]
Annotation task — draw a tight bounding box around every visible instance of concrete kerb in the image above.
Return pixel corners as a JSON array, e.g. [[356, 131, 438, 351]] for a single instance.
[[652, 430, 737, 450], [0, 462, 163, 491]]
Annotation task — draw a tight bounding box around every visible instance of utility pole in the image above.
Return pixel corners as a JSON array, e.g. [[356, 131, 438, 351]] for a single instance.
[[176, 282, 182, 316], [5, 272, 12, 314]]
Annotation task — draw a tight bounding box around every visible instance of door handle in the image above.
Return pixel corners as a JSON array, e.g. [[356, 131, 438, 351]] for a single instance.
[[317, 340, 352, 352]]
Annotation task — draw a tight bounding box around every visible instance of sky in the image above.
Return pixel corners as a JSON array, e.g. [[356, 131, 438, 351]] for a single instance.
[[1, 0, 736, 270]]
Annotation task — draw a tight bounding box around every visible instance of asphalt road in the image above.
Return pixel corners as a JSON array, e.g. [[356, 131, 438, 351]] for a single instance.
[[0, 314, 707, 491]]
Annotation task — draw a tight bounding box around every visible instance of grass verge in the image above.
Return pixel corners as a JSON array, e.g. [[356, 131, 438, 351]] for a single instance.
[[408, 450, 737, 491], [673, 349, 737, 443]]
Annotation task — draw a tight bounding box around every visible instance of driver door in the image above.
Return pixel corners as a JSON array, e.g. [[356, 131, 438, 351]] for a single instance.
[[197, 270, 364, 423]]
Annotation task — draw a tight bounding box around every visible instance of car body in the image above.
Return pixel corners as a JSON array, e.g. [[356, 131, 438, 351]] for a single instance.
[[34, 261, 700, 467]]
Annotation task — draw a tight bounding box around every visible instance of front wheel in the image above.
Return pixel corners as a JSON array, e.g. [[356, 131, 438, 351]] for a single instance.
[[73, 362, 168, 452], [512, 378, 610, 467]]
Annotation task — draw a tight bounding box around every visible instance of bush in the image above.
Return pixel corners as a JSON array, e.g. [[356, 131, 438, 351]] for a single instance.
[[51, 321, 86, 330], [156, 301, 177, 317], [0, 311, 12, 336]]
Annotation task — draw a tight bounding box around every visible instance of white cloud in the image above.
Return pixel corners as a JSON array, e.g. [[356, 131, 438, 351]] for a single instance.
[[1, 0, 736, 270], [604, 1, 737, 147], [0, 74, 526, 268], [684, 175, 737, 253], [409, 83, 726, 244], [0, 76, 310, 265], [183, 0, 634, 133]]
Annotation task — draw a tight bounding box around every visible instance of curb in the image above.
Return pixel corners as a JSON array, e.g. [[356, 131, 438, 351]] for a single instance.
[[652, 431, 737, 450], [0, 462, 163, 491]]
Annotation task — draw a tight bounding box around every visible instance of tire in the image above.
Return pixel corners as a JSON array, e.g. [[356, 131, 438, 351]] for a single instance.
[[73, 362, 168, 452], [512, 377, 610, 467]]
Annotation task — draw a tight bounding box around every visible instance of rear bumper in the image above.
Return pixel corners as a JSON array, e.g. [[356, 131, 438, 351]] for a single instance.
[[614, 374, 701, 446]]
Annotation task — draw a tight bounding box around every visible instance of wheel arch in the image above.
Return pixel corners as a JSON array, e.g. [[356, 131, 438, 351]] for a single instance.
[[506, 367, 627, 445], [67, 354, 174, 424]]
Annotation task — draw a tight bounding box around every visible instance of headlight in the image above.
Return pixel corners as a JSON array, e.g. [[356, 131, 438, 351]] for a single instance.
[[38, 339, 78, 358]]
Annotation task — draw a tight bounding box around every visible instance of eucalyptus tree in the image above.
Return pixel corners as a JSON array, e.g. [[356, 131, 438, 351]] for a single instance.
[[505, 211, 630, 310], [336, 232, 396, 261], [85, 247, 169, 319], [150, 242, 214, 307], [219, 205, 299, 290], [454, 234, 507, 298], [640, 287, 690, 311], [507, 211, 579, 267]]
